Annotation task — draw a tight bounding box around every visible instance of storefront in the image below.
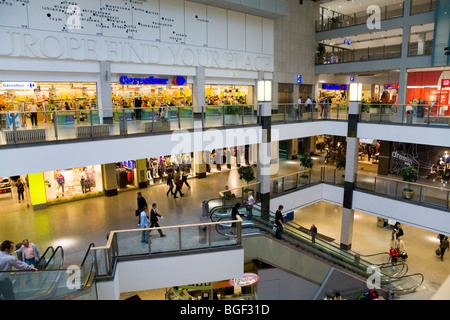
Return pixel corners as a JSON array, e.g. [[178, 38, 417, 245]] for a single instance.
[[146, 154, 192, 185], [0, 81, 98, 127], [111, 75, 192, 121], [319, 83, 348, 110], [406, 69, 450, 116], [43, 165, 103, 204]]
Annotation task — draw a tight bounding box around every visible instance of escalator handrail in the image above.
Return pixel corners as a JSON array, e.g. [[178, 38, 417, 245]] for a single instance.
[[35, 246, 54, 270], [80, 243, 95, 268], [43, 245, 64, 270]]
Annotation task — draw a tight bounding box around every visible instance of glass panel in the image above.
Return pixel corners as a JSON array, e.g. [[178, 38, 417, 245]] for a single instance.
[[149, 227, 179, 254], [116, 230, 150, 256]]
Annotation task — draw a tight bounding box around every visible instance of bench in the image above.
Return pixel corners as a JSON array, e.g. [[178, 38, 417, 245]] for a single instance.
[[76, 124, 110, 138], [3, 128, 46, 144]]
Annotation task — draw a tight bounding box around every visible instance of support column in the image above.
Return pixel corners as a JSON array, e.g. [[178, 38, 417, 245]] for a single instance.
[[28, 172, 47, 210], [258, 101, 272, 220], [102, 163, 118, 197], [397, 68, 408, 121], [98, 62, 113, 124], [192, 66, 205, 119], [194, 151, 207, 179], [287, 138, 299, 160], [136, 159, 148, 189], [340, 100, 360, 250]]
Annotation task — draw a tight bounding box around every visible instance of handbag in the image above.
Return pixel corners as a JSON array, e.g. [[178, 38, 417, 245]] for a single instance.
[[135, 209, 140, 216], [436, 248, 441, 256]]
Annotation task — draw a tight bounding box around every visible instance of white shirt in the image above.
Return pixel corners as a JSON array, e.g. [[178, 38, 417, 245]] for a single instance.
[[247, 195, 255, 206], [306, 98, 312, 105], [297, 98, 302, 104], [140, 211, 150, 228], [29, 104, 37, 112]]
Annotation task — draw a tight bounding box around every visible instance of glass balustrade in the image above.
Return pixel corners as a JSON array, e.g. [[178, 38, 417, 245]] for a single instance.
[[360, 103, 450, 126], [271, 103, 348, 122], [355, 172, 450, 211]]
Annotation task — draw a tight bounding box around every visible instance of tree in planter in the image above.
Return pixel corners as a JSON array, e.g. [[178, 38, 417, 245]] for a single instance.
[[400, 166, 418, 199], [316, 43, 326, 64], [335, 156, 346, 182], [299, 154, 313, 182], [238, 165, 256, 205]]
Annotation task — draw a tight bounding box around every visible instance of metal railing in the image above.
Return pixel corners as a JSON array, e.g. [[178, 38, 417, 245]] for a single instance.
[[0, 105, 261, 146], [355, 172, 450, 211], [90, 216, 243, 277], [316, 44, 402, 65], [316, 2, 404, 32], [360, 103, 450, 127], [271, 103, 348, 122]]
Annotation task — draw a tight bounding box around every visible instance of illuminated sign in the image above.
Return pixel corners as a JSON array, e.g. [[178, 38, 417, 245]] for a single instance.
[[441, 79, 450, 87], [322, 84, 347, 90], [119, 75, 187, 86], [1, 82, 37, 89], [229, 273, 259, 287], [297, 75, 302, 84], [386, 84, 399, 89]]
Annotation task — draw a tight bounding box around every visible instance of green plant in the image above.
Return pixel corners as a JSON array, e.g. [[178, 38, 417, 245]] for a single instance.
[[336, 157, 346, 170], [238, 166, 255, 184], [400, 166, 418, 182], [225, 105, 240, 115], [299, 154, 313, 169]]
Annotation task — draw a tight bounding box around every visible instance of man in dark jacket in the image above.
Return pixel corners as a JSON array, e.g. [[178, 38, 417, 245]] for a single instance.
[[310, 224, 318, 243], [150, 203, 166, 237], [440, 236, 449, 261], [137, 192, 147, 226]]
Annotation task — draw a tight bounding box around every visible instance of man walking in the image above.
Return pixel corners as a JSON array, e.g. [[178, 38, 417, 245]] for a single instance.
[[137, 192, 148, 226], [310, 224, 318, 243], [150, 203, 166, 237]]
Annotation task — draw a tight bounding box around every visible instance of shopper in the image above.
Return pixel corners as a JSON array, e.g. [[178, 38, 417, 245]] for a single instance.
[[389, 245, 398, 270], [334, 292, 342, 300], [0, 240, 37, 300], [173, 169, 184, 198], [166, 173, 174, 196], [13, 239, 41, 268], [275, 205, 284, 240], [246, 191, 255, 220], [28, 100, 38, 127], [310, 224, 318, 243], [439, 236, 449, 261], [140, 206, 150, 243], [229, 202, 243, 235], [150, 203, 166, 237], [15, 178, 25, 203], [181, 169, 191, 189], [136, 192, 148, 227]]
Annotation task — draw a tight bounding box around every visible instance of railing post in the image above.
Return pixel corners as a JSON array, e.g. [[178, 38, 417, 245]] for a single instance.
[[12, 113, 18, 144], [148, 230, 151, 253], [152, 108, 155, 133], [202, 106, 205, 129], [177, 108, 181, 129], [373, 177, 377, 192], [179, 227, 182, 251], [242, 105, 245, 126], [53, 111, 59, 140], [447, 190, 450, 210], [222, 105, 225, 128], [208, 225, 212, 248], [90, 109, 94, 138]]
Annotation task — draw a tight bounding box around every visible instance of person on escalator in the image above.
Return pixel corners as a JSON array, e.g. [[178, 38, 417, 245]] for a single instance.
[[12, 239, 41, 268], [0, 240, 37, 300]]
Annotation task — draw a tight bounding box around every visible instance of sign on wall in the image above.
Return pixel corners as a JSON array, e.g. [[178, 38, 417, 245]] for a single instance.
[[0, 0, 274, 72]]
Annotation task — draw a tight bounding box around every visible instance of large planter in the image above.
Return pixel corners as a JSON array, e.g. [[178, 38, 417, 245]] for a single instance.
[[402, 188, 415, 199]]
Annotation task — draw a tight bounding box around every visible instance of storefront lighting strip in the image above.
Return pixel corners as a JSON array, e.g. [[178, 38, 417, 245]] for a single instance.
[[406, 86, 439, 88]]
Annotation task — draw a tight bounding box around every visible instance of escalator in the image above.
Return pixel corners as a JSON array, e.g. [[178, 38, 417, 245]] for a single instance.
[[207, 201, 425, 295], [0, 243, 96, 300]]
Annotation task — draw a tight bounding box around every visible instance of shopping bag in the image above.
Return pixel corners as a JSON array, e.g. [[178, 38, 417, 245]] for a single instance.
[[436, 248, 441, 256]]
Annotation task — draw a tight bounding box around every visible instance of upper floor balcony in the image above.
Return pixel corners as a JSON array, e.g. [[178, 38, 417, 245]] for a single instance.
[[316, 0, 436, 33]]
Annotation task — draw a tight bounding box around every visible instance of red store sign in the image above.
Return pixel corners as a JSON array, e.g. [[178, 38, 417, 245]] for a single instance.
[[441, 79, 450, 87]]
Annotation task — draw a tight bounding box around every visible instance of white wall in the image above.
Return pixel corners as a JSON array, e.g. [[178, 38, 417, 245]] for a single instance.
[[357, 123, 450, 148], [95, 248, 244, 299], [353, 191, 450, 235]]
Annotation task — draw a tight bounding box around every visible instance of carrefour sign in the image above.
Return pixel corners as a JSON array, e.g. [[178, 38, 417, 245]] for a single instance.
[[1, 82, 37, 89], [119, 75, 186, 86]]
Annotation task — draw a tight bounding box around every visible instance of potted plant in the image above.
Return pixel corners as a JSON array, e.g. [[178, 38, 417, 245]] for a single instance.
[[316, 43, 326, 64], [330, 16, 341, 29], [336, 156, 346, 183], [238, 165, 256, 200], [299, 154, 313, 184], [224, 105, 240, 125], [400, 166, 418, 199]]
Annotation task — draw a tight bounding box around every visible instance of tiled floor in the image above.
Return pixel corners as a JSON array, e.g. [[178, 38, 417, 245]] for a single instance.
[[1, 156, 448, 300]]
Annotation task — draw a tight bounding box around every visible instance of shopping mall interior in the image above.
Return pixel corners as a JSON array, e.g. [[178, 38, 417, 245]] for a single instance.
[[0, 0, 449, 303]]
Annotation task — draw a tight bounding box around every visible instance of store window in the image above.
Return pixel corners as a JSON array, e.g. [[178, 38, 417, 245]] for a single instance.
[[111, 77, 192, 121], [116, 161, 138, 190], [205, 85, 253, 106], [146, 154, 192, 185], [43, 165, 102, 203], [0, 82, 97, 127]]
